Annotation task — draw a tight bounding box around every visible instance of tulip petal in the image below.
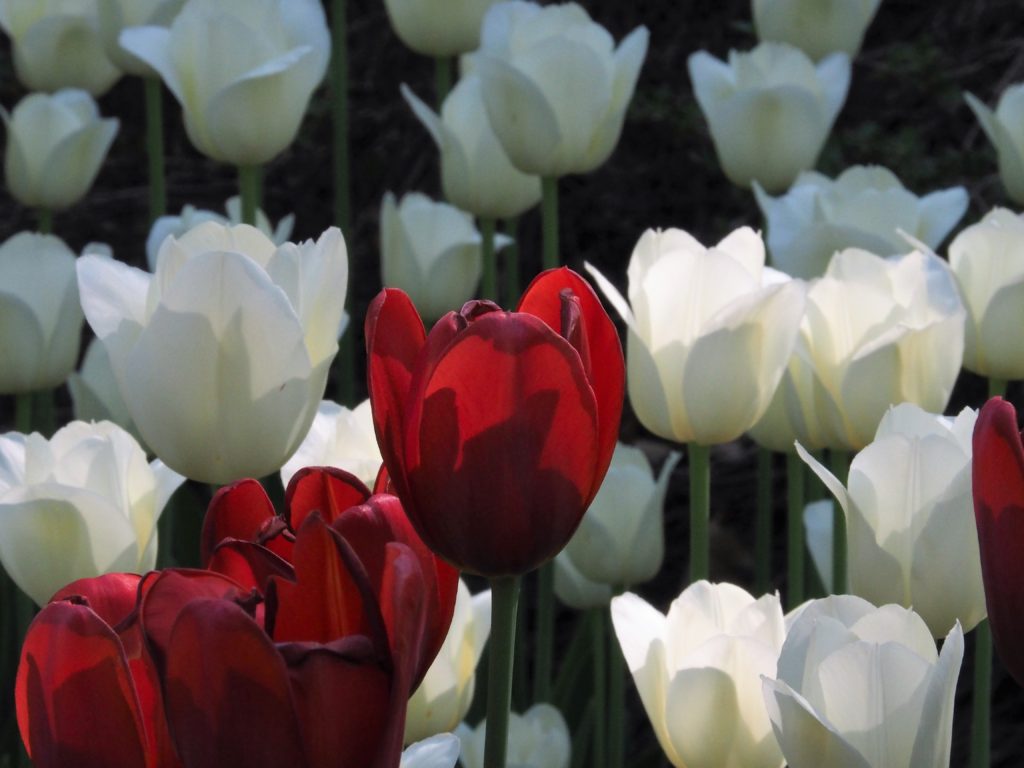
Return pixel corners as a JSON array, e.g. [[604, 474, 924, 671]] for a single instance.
[[285, 465, 371, 531], [916, 187, 968, 248], [38, 118, 119, 210], [909, 623, 963, 766], [201, 478, 277, 565]]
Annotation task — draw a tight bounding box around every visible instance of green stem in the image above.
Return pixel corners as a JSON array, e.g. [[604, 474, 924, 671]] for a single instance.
[[238, 164, 261, 226], [552, 611, 592, 710], [533, 562, 554, 702], [688, 443, 711, 583], [480, 217, 497, 301], [570, 698, 595, 768], [755, 448, 773, 594], [484, 576, 521, 768], [970, 620, 992, 768], [989, 377, 1007, 399], [502, 217, 520, 303], [829, 449, 849, 595], [144, 77, 166, 223], [435, 56, 453, 108], [512, 593, 529, 711], [591, 608, 607, 768], [607, 610, 625, 768], [541, 177, 559, 270], [37, 208, 52, 235], [14, 393, 31, 434], [786, 451, 806, 609]]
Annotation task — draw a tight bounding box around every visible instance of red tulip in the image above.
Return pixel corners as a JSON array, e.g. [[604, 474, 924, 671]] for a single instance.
[[973, 396, 1024, 686], [366, 267, 624, 576], [15, 573, 180, 768]]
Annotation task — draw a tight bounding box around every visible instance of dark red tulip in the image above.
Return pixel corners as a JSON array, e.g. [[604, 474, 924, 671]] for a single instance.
[[16, 573, 180, 768], [366, 267, 624, 576], [973, 396, 1024, 686]]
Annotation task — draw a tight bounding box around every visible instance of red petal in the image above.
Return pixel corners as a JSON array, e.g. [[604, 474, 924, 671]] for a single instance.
[[404, 312, 601, 575], [201, 479, 276, 566], [973, 397, 1024, 686], [285, 466, 371, 530], [207, 540, 295, 592], [16, 603, 151, 768], [51, 573, 141, 630]]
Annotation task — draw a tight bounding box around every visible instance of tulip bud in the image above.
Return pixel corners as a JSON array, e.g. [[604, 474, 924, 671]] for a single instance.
[[753, 0, 882, 61], [456, 704, 570, 768], [120, 0, 330, 166], [403, 76, 542, 220], [754, 165, 968, 278], [688, 42, 850, 192], [0, 0, 120, 94], [763, 596, 964, 768], [280, 399, 382, 490], [381, 192, 510, 321], [0, 421, 184, 605], [612, 581, 786, 768], [965, 84, 1024, 205], [2, 89, 119, 211], [947, 208, 1024, 380], [0, 233, 84, 394], [78, 222, 349, 484], [384, 0, 501, 56], [470, 1, 648, 177], [587, 227, 806, 446], [401, 734, 461, 768]]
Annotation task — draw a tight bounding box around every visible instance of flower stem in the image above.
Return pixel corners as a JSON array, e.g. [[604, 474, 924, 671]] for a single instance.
[[480, 217, 497, 301], [607, 606, 625, 768], [989, 377, 1007, 399], [238, 164, 261, 226], [541, 177, 559, 270], [970, 620, 992, 768], [435, 56, 453, 108], [829, 449, 849, 595], [533, 562, 554, 702], [591, 608, 607, 768], [37, 209, 52, 235], [688, 443, 710, 583], [484, 576, 520, 768], [144, 77, 166, 223], [755, 447, 773, 594], [14, 393, 31, 434], [502, 217, 520, 304], [786, 451, 805, 609]]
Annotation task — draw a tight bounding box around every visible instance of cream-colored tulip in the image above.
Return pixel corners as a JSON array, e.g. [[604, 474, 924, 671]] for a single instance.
[[401, 734, 461, 768], [96, 0, 183, 76], [752, 0, 882, 61], [763, 596, 963, 768], [587, 228, 806, 445], [0, 0, 120, 94], [948, 207, 1024, 380], [402, 76, 541, 220], [471, 1, 648, 177], [798, 404, 985, 637], [121, 0, 329, 165], [612, 581, 786, 768], [77, 222, 348, 484], [965, 84, 1024, 205], [384, 0, 500, 56], [553, 551, 613, 609], [405, 580, 491, 745], [456, 704, 570, 768], [3, 89, 118, 211], [280, 399, 382, 490], [0, 232, 83, 394], [754, 166, 967, 278], [688, 42, 850, 192], [68, 338, 141, 444], [0, 421, 184, 605]]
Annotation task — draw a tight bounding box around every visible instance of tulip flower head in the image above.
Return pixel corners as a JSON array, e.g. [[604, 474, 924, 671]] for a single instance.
[[456, 704, 570, 768], [948, 208, 1024, 381], [762, 596, 964, 768], [965, 84, 1024, 205], [612, 581, 787, 768], [588, 227, 806, 446], [121, 0, 330, 166], [470, 1, 649, 178], [280, 399, 383, 489], [972, 397, 1024, 687], [752, 0, 883, 61], [689, 42, 850, 192], [96, 0, 184, 76], [798, 403, 986, 637], [366, 267, 624, 576], [2, 89, 119, 212], [384, 0, 501, 56], [754, 165, 968, 278], [78, 222, 349, 484], [68, 338, 141, 444]]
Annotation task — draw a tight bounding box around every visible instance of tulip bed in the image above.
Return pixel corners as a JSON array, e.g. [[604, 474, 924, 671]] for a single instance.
[[2, 1, 1024, 767]]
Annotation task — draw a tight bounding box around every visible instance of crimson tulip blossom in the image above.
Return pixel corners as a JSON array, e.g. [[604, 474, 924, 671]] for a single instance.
[[973, 396, 1024, 686], [366, 267, 624, 576]]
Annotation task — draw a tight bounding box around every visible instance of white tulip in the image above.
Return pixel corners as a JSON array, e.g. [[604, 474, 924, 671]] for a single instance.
[[2, 89, 118, 211], [553, 548, 612, 609], [402, 76, 541, 220], [68, 338, 140, 444], [401, 734, 461, 768], [797, 404, 985, 637], [612, 582, 786, 768], [0, 233, 83, 393], [96, 0, 183, 77], [587, 227, 806, 445], [948, 207, 1024, 380], [121, 0, 330, 165], [763, 596, 964, 768], [471, 1, 648, 177], [456, 704, 570, 768], [280, 399, 382, 490], [0, 421, 184, 605], [0, 0, 120, 94], [405, 581, 491, 745], [752, 0, 882, 61], [384, 0, 501, 56], [77, 222, 348, 484], [965, 84, 1024, 205], [688, 42, 850, 192], [754, 166, 968, 278]]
